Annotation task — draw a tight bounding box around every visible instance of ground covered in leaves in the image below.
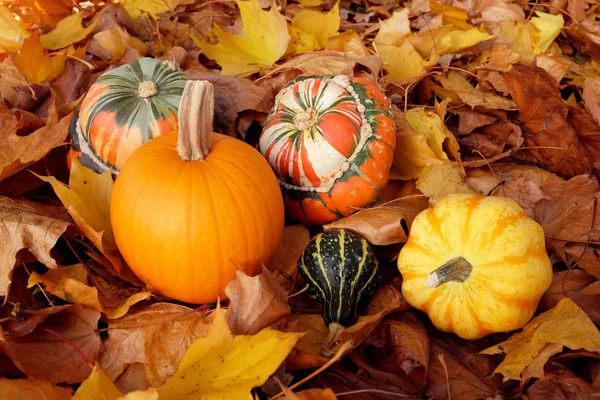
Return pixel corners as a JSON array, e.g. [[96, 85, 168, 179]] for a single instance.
[[0, 0, 600, 398]]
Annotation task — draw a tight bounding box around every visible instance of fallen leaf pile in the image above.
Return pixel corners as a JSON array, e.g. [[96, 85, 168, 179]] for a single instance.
[[0, 0, 599, 398]]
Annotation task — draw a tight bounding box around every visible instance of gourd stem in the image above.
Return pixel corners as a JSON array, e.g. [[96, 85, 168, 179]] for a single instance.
[[426, 256, 473, 288], [138, 80, 158, 98], [177, 80, 214, 161], [321, 322, 345, 358]]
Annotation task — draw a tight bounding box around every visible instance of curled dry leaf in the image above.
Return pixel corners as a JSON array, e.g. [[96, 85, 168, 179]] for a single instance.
[[0, 104, 72, 181], [287, 282, 408, 369], [0, 196, 71, 297], [184, 70, 273, 136], [28, 264, 152, 319], [481, 297, 600, 382], [225, 267, 291, 335], [0, 377, 73, 399], [323, 195, 429, 246], [156, 305, 303, 400], [525, 361, 600, 400], [0, 305, 101, 384], [98, 303, 215, 388], [267, 225, 311, 292]]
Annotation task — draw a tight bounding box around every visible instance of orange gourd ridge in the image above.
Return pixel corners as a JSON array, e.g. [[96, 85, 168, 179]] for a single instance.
[[110, 80, 285, 304], [69, 57, 188, 176], [259, 75, 396, 225], [397, 193, 553, 340]]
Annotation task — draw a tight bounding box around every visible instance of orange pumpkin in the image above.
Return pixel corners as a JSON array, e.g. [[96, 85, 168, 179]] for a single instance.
[[110, 80, 285, 304]]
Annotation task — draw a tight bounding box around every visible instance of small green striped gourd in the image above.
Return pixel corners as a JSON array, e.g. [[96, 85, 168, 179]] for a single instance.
[[298, 229, 379, 329]]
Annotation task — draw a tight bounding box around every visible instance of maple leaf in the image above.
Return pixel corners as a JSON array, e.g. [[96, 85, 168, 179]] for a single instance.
[[225, 267, 290, 335], [434, 71, 516, 110], [9, 33, 67, 86], [35, 156, 127, 277], [540, 270, 600, 325], [481, 297, 600, 381], [0, 377, 73, 399], [27, 264, 151, 319], [377, 41, 431, 82], [156, 304, 303, 399], [0, 196, 71, 296], [99, 303, 214, 387], [121, 0, 192, 20], [374, 8, 411, 46], [0, 5, 30, 53], [192, 0, 291, 76], [0, 305, 101, 384], [39, 13, 99, 50], [416, 162, 477, 201], [583, 78, 600, 126], [323, 195, 429, 245], [290, 1, 340, 51]]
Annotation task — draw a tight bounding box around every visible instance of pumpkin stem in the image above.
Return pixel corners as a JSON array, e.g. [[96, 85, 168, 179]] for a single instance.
[[321, 322, 345, 358], [426, 256, 473, 288], [138, 80, 158, 98], [177, 80, 214, 161]]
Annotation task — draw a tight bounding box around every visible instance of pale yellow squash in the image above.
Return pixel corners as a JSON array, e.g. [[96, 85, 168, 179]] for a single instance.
[[397, 193, 553, 340]]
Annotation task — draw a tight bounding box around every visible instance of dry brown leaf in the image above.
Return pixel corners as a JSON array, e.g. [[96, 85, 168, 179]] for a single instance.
[[28, 264, 151, 319], [263, 51, 359, 77], [352, 310, 430, 393], [0, 305, 100, 384], [0, 377, 74, 399], [184, 70, 273, 136], [0, 104, 73, 181], [502, 64, 600, 177], [281, 387, 337, 400], [287, 283, 407, 369], [98, 303, 214, 388], [0, 197, 71, 297], [225, 267, 290, 335], [459, 121, 523, 158], [426, 338, 502, 400], [539, 270, 600, 324], [454, 109, 498, 135], [583, 78, 600, 126], [435, 71, 517, 111], [267, 225, 310, 292], [323, 195, 429, 245], [526, 361, 600, 399], [491, 176, 550, 218], [481, 297, 600, 381]]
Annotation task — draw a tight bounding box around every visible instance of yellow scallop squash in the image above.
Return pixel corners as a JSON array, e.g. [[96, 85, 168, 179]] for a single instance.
[[397, 193, 553, 340]]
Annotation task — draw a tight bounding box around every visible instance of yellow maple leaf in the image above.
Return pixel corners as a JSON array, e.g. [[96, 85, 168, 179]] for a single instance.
[[429, 1, 471, 30], [416, 162, 477, 201], [10, 33, 66, 85], [122, 0, 183, 20], [287, 25, 320, 55], [193, 0, 290, 76], [39, 12, 99, 50], [72, 363, 123, 400], [378, 41, 431, 82], [157, 304, 304, 399], [408, 24, 493, 59], [374, 8, 411, 46], [34, 156, 125, 275], [481, 297, 600, 381], [531, 11, 564, 54], [0, 5, 30, 53], [291, 1, 340, 50]]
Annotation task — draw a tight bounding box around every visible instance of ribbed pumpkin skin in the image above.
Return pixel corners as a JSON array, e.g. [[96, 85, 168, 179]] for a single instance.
[[70, 57, 187, 175], [110, 132, 285, 304], [259, 75, 396, 225], [397, 194, 553, 340], [298, 229, 379, 327]]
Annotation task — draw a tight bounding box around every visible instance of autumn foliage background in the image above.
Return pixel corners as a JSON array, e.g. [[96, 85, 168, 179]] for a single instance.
[[0, 0, 600, 398]]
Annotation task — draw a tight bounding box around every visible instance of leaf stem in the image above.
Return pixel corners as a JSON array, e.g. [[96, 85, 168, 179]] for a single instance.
[[38, 327, 94, 369]]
